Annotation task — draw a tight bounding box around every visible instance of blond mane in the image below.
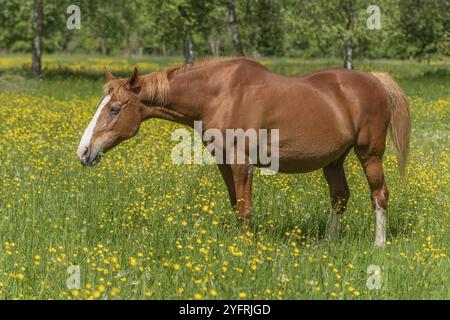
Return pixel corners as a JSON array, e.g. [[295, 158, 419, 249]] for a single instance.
[[103, 57, 258, 106]]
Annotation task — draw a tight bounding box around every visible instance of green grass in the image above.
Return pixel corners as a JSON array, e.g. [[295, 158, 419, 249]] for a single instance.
[[0, 54, 448, 299]]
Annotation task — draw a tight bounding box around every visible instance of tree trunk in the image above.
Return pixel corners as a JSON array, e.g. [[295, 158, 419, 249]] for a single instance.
[[127, 34, 132, 58], [342, 2, 355, 70], [162, 36, 167, 57], [344, 39, 352, 69], [226, 0, 245, 56], [184, 33, 195, 64], [208, 34, 221, 56], [32, 0, 43, 77], [100, 38, 107, 55], [215, 39, 221, 56]]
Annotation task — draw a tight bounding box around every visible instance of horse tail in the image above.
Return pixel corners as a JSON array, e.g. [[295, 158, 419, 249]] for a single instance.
[[371, 72, 411, 178]]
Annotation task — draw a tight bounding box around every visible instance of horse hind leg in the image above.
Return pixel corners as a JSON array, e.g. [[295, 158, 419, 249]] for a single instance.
[[356, 151, 389, 247], [323, 153, 350, 241]]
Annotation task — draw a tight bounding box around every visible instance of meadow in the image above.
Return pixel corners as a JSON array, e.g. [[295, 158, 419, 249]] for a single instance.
[[0, 54, 448, 300]]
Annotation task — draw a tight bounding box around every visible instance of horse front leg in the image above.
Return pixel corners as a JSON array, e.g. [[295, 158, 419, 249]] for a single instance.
[[323, 160, 350, 241], [217, 163, 237, 209], [230, 163, 254, 230]]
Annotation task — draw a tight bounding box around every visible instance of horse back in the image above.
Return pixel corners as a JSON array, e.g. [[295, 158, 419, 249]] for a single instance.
[[299, 68, 391, 133]]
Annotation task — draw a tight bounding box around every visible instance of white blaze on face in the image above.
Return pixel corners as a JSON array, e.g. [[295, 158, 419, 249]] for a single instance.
[[77, 95, 111, 159]]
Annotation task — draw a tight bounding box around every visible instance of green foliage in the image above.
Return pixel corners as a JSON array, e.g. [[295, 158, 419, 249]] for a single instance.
[[0, 0, 34, 50], [240, 0, 285, 56], [0, 0, 448, 59], [399, 0, 450, 59]]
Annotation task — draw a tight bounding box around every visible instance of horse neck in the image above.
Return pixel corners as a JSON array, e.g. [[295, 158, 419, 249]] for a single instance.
[[139, 68, 218, 128]]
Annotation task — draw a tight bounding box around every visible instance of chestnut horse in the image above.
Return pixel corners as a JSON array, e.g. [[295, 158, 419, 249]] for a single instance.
[[77, 57, 411, 247]]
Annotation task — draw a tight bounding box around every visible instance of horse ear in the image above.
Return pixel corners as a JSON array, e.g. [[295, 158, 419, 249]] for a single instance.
[[104, 67, 116, 82], [128, 67, 139, 86]]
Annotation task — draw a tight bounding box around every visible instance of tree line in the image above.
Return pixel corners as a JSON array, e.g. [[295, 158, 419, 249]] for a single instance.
[[0, 0, 449, 77]]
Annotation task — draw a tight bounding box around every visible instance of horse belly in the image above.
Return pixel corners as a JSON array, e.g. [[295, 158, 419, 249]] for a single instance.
[[274, 127, 354, 173]]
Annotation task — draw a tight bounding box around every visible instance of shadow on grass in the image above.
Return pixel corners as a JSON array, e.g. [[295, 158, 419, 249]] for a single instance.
[[253, 208, 329, 244], [0, 66, 146, 81], [421, 67, 450, 79], [253, 203, 417, 246]]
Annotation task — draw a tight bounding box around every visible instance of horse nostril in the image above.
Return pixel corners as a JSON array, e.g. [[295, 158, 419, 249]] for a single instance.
[[82, 147, 89, 158], [79, 147, 90, 165]]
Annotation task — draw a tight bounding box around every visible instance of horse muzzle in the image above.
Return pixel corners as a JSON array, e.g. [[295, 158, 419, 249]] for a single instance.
[[78, 146, 101, 166]]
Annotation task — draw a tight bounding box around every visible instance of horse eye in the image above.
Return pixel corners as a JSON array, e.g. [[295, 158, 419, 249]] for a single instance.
[[110, 107, 121, 115]]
